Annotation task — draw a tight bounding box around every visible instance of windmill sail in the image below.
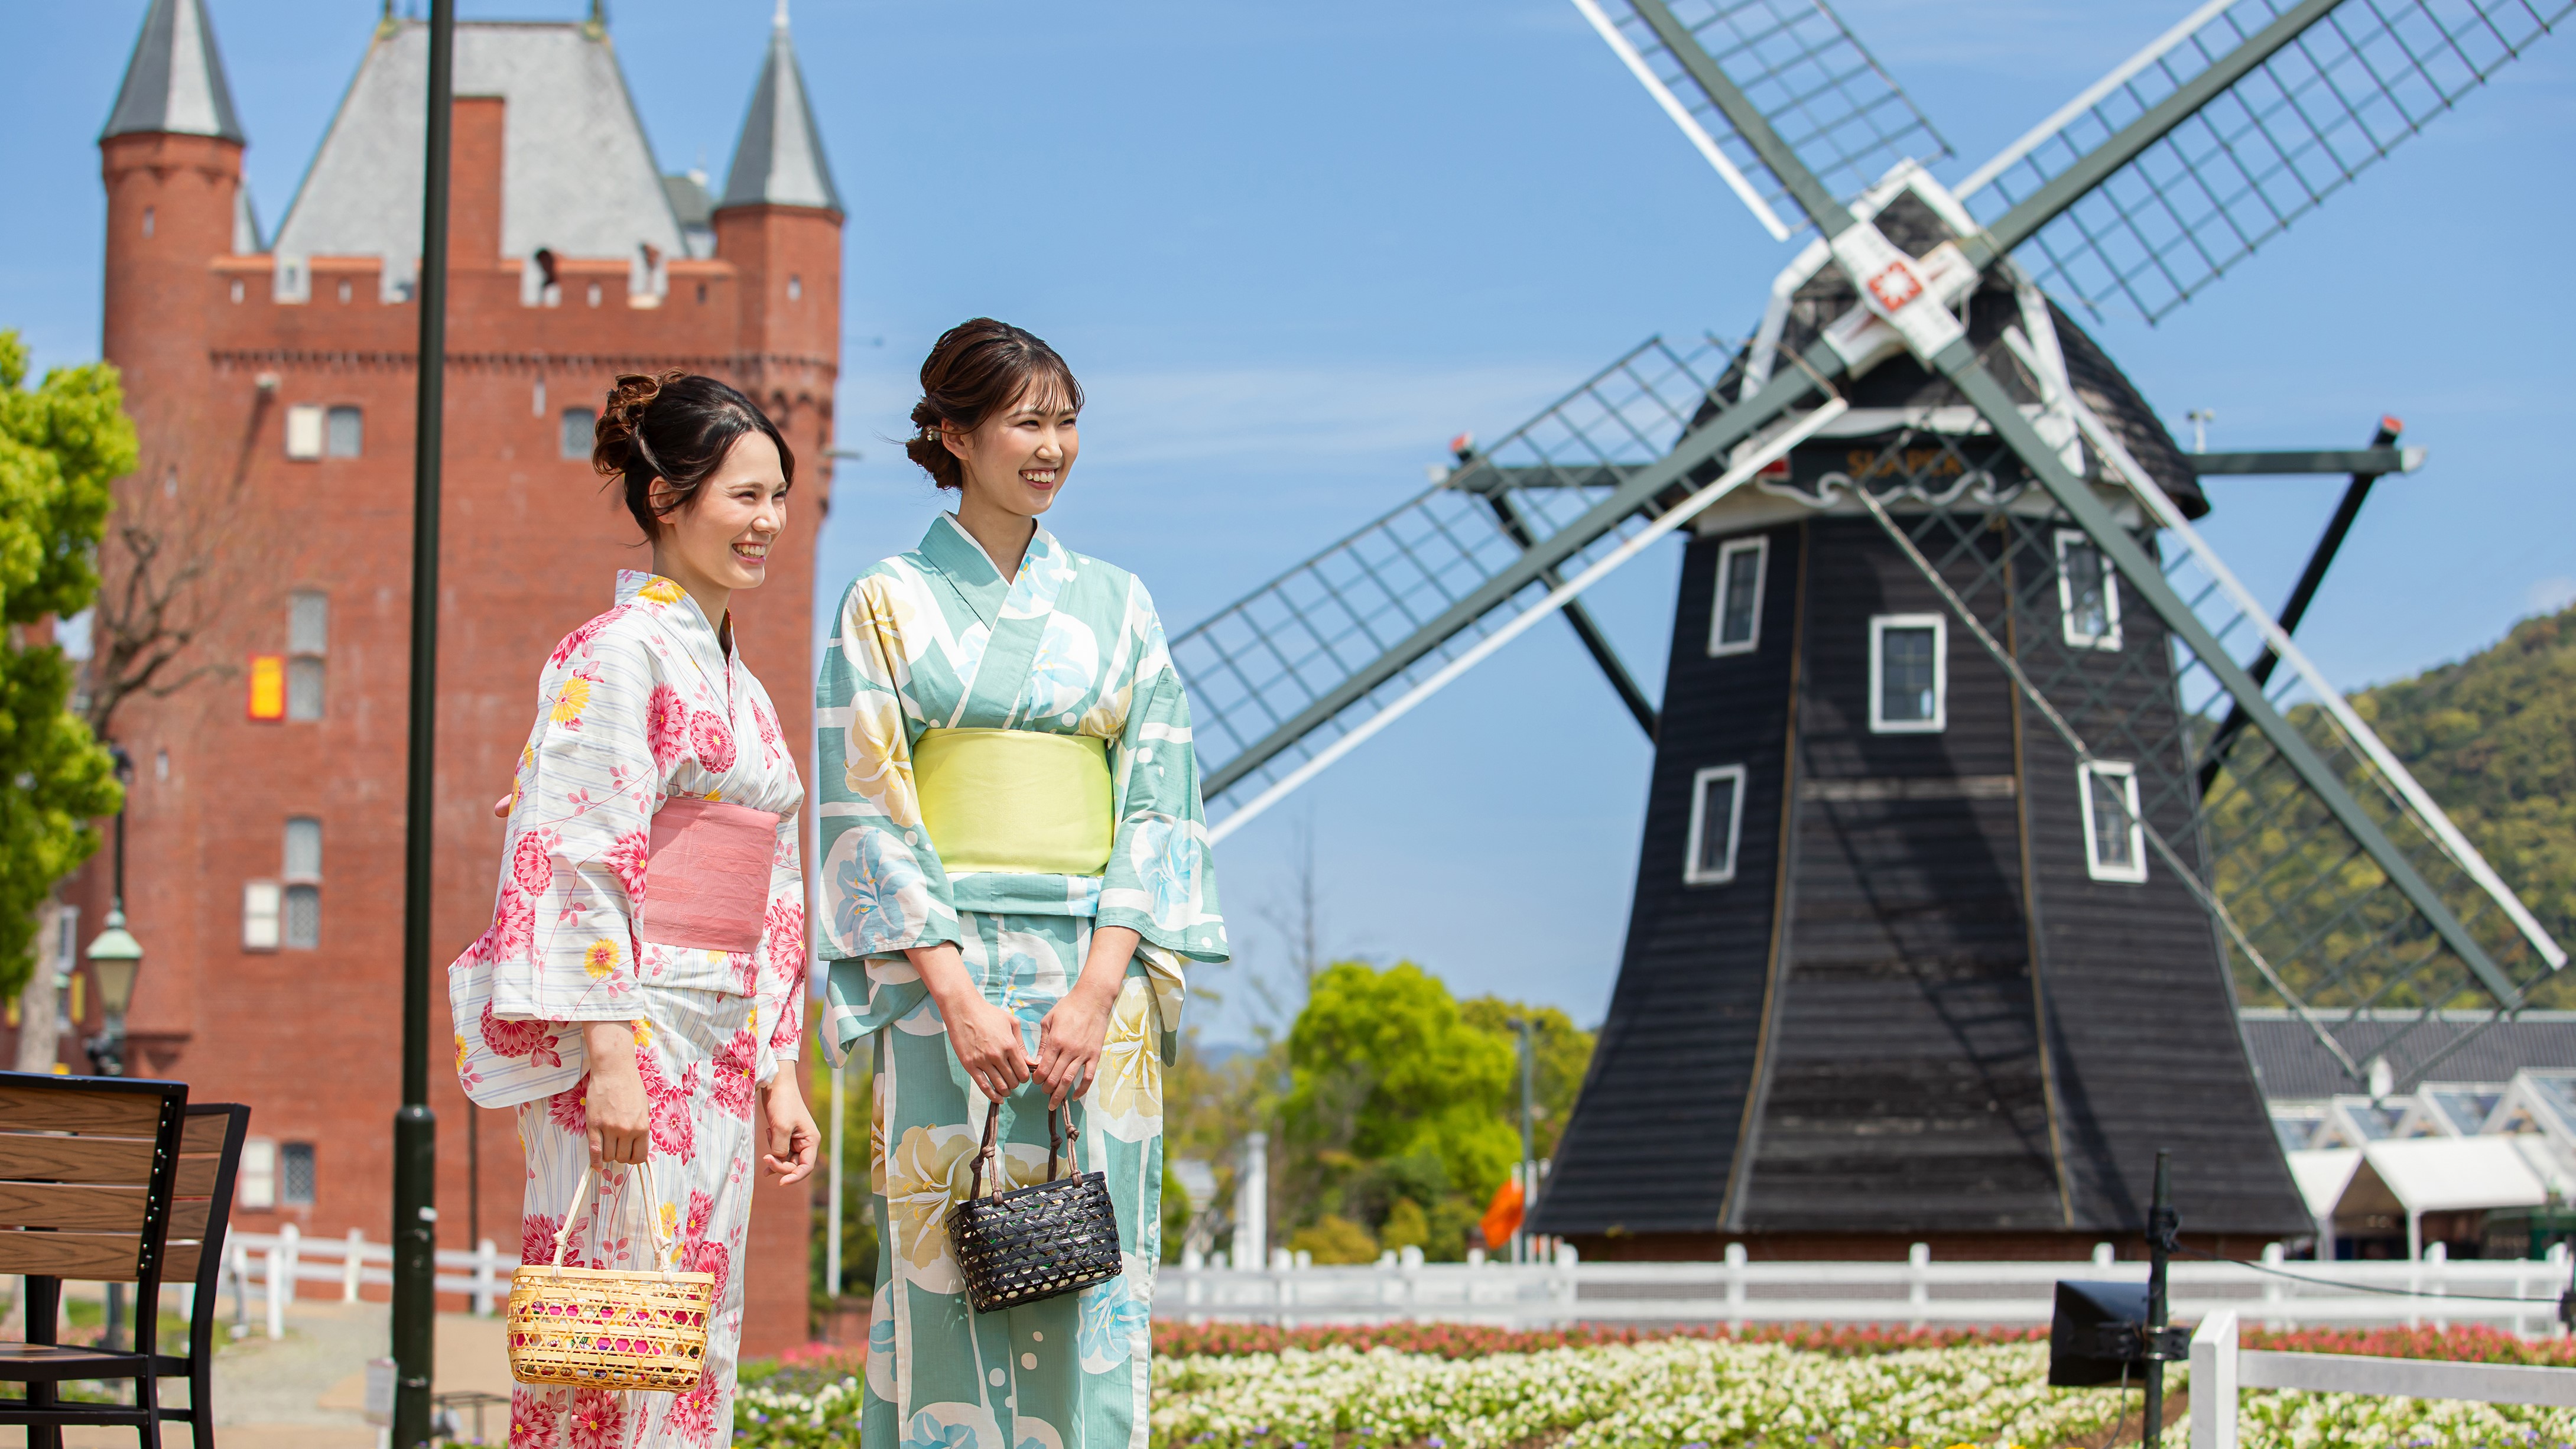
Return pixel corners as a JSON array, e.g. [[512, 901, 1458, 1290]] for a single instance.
[[1961, 0, 2573, 322], [1175, 336, 1743, 824], [1573, 0, 1952, 230]]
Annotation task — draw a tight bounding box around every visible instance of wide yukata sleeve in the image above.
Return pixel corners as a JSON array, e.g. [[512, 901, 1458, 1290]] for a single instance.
[[1094, 577, 1229, 1057], [486, 630, 662, 1022], [815, 570, 960, 1060]]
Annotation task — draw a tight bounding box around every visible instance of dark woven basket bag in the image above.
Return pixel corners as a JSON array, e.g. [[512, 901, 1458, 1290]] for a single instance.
[[947, 1097, 1122, 1314]]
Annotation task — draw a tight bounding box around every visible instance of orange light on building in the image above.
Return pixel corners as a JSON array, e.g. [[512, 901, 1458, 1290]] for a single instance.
[[247, 654, 285, 720]]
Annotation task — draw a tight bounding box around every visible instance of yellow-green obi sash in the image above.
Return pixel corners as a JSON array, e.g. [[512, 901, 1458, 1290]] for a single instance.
[[914, 727, 1113, 875]]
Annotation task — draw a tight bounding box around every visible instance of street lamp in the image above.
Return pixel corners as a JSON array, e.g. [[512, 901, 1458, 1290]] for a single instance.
[[83, 907, 144, 1078]]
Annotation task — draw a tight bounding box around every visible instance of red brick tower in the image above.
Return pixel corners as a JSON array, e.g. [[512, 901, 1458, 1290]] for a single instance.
[[24, 1, 845, 1357]]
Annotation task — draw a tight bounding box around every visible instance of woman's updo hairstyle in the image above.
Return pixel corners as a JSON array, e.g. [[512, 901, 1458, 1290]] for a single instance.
[[592, 371, 794, 537], [904, 319, 1084, 490]]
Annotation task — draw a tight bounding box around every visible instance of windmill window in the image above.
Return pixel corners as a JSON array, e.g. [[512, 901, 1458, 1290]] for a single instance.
[[1707, 536, 1767, 657], [562, 407, 597, 459], [1868, 615, 1946, 733], [2056, 531, 2122, 649], [325, 406, 363, 459], [1682, 764, 1747, 885], [2078, 760, 2147, 883]]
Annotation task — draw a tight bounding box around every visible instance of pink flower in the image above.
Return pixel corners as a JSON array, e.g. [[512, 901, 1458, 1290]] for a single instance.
[[509, 1386, 563, 1448], [689, 710, 736, 773], [545, 609, 621, 668], [659, 1380, 719, 1445], [686, 1234, 730, 1304], [645, 684, 688, 771], [762, 899, 805, 984], [489, 885, 537, 963], [521, 1213, 564, 1269], [726, 949, 758, 995], [479, 1002, 563, 1068], [711, 1028, 758, 1120], [683, 1190, 714, 1245], [547, 1076, 588, 1135], [753, 697, 783, 766], [635, 1050, 699, 1161], [768, 975, 805, 1052], [603, 829, 649, 906], [511, 830, 557, 896], [566, 1388, 622, 1449]]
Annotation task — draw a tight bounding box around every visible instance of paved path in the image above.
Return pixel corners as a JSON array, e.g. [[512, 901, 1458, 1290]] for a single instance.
[[38, 1299, 514, 1448]]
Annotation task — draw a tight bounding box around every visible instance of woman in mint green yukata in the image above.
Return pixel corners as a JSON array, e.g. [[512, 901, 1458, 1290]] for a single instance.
[[816, 318, 1228, 1449]]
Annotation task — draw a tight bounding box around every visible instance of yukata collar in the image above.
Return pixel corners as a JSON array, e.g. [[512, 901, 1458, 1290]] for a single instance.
[[918, 513, 1070, 626], [615, 569, 732, 683]]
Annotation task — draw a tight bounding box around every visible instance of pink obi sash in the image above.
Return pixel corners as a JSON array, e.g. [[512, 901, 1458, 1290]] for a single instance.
[[634, 797, 779, 953]]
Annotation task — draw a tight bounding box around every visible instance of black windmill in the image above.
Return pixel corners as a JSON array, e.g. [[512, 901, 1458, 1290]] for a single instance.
[[1165, 0, 2571, 1255]]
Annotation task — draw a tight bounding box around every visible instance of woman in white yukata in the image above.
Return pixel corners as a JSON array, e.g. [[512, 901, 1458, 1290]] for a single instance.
[[449, 371, 821, 1448], [817, 319, 1228, 1449]]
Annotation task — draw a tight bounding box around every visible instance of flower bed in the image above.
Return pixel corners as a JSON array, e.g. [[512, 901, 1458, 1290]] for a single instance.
[[730, 1323, 2576, 1449]]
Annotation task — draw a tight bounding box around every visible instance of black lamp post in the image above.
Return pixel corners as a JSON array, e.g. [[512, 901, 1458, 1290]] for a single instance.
[[85, 746, 142, 1079]]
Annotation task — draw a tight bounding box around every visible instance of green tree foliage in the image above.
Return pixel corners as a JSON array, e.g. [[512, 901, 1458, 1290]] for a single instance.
[[0, 332, 129, 998], [1286, 1213, 1377, 1265], [1287, 961, 1521, 1210], [1276, 960, 1597, 1260], [2354, 605, 2576, 994], [1458, 996, 1594, 1159], [2208, 603, 2576, 1011]]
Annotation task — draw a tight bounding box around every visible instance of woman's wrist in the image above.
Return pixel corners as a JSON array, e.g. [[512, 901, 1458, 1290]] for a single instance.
[[583, 1020, 639, 1067]]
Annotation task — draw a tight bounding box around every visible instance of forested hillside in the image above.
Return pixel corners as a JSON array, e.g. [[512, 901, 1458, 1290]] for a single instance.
[[2354, 603, 2576, 1002]]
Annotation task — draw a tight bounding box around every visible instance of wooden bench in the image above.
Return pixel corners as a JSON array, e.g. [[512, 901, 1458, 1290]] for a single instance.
[[0, 1072, 249, 1448]]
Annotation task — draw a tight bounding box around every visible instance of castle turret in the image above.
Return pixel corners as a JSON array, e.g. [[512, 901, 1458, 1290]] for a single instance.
[[100, 0, 245, 410], [713, 0, 842, 464]]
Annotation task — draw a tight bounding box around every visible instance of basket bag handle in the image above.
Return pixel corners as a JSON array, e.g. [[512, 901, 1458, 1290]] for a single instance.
[[963, 1097, 1081, 1203], [545, 1158, 682, 1275]]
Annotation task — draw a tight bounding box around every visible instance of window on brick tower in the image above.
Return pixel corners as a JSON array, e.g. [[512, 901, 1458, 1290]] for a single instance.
[[562, 407, 597, 460], [283, 817, 321, 950], [325, 406, 362, 459], [279, 1142, 316, 1207], [287, 591, 326, 720], [788, 274, 803, 301]]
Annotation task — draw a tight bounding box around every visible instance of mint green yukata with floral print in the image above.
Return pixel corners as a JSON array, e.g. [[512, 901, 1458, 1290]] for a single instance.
[[816, 515, 1227, 1449]]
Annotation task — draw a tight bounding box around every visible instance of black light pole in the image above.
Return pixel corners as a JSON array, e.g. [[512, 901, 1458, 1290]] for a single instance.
[[393, 3, 455, 1444], [2143, 1150, 2178, 1449]]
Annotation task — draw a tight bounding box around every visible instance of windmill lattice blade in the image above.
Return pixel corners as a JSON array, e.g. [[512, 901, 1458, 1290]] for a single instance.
[[1583, 0, 1951, 232], [1972, 0, 2570, 324], [1174, 337, 1736, 820]]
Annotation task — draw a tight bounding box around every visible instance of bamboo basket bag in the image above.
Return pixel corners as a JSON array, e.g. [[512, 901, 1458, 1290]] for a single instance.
[[507, 1159, 715, 1392], [947, 1098, 1123, 1314]]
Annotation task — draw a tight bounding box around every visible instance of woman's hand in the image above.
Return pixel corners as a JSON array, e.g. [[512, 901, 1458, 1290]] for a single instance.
[[908, 942, 1035, 1102], [582, 1021, 651, 1169], [758, 1069, 821, 1187], [1036, 927, 1141, 1110]]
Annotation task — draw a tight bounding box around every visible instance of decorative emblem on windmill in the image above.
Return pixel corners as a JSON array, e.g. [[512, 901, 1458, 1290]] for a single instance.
[[1166, 0, 2569, 1253]]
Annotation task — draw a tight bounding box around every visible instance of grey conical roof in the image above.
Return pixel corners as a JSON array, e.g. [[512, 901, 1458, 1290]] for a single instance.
[[718, 7, 842, 215], [102, 0, 245, 144]]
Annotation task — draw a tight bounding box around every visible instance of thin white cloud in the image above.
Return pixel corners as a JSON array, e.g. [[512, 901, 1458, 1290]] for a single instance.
[[2529, 576, 2576, 616]]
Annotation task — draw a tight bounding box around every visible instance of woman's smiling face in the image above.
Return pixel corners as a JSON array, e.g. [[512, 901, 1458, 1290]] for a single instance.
[[946, 379, 1080, 523], [654, 429, 789, 596]]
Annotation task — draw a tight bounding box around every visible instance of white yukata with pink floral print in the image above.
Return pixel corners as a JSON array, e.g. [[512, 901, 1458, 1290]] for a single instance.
[[446, 569, 807, 1449]]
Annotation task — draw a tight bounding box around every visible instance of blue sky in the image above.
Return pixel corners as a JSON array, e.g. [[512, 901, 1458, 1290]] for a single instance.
[[9, 1, 2572, 1038]]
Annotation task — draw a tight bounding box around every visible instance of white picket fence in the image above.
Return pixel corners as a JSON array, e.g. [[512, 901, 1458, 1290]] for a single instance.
[[2192, 1308, 2576, 1447], [213, 1226, 510, 1339], [1158, 1242, 2576, 1333]]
